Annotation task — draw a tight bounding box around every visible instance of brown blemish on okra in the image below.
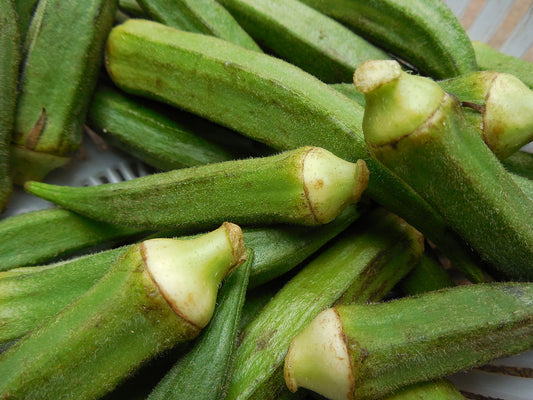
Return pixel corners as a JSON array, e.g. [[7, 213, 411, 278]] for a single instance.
[[24, 108, 47, 150]]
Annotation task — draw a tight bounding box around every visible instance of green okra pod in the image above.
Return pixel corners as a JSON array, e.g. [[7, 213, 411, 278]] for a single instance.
[[118, 0, 148, 18], [284, 283, 533, 400], [25, 146, 369, 229], [355, 60, 533, 280], [105, 19, 486, 282], [473, 41, 533, 90], [502, 150, 533, 180], [225, 209, 423, 400], [439, 71, 533, 159], [0, 207, 146, 270], [11, 0, 118, 183], [13, 0, 39, 43], [0, 0, 20, 211], [217, 0, 389, 83], [148, 249, 252, 400], [299, 0, 477, 79], [137, 0, 261, 52], [385, 380, 465, 400], [88, 84, 264, 171], [0, 222, 247, 399]]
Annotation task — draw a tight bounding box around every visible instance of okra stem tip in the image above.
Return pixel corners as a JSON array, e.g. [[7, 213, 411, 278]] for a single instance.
[[284, 308, 353, 400], [353, 60, 401, 94]]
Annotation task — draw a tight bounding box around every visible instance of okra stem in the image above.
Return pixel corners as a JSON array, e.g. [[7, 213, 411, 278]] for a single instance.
[[355, 59, 533, 280], [0, 223, 246, 399], [25, 146, 369, 229], [284, 283, 533, 400]]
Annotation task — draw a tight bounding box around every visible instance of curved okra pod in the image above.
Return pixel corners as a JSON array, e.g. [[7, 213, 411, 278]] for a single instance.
[[0, 223, 247, 399], [25, 146, 369, 229], [88, 84, 266, 171], [473, 41, 533, 90], [148, 249, 252, 400], [225, 209, 423, 400], [0, 207, 146, 270], [0, 0, 20, 211], [284, 283, 533, 400], [439, 71, 533, 159], [355, 60, 533, 280], [217, 0, 390, 83], [137, 0, 261, 52], [105, 19, 486, 282], [11, 0, 118, 183]]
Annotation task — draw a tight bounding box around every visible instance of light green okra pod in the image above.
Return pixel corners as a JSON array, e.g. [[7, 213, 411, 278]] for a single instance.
[[25, 146, 369, 229], [0, 207, 146, 270], [0, 0, 20, 211], [355, 60, 533, 281], [12, 0, 118, 183], [137, 0, 261, 52], [148, 249, 252, 400], [217, 0, 390, 83], [104, 19, 486, 282], [284, 283, 533, 400], [0, 223, 247, 400], [473, 41, 533, 90], [225, 209, 423, 400], [385, 380, 465, 400], [299, 0, 477, 79]]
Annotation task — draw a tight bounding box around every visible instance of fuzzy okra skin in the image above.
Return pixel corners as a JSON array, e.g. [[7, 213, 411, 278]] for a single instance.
[[385, 380, 465, 400], [0, 0, 20, 211], [502, 151, 533, 180], [0, 207, 146, 270], [11, 0, 118, 183], [105, 19, 486, 282], [473, 41, 533, 90], [25, 146, 369, 229], [284, 283, 533, 400], [299, 0, 476, 79], [438, 71, 533, 159], [355, 60, 533, 281], [0, 223, 246, 400], [225, 209, 423, 400], [217, 0, 389, 83], [148, 249, 252, 400], [137, 0, 261, 52]]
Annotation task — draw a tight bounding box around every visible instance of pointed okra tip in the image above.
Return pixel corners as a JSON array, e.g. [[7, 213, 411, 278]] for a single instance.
[[141, 222, 246, 329], [284, 308, 353, 400], [302, 147, 369, 225], [353, 60, 445, 148]]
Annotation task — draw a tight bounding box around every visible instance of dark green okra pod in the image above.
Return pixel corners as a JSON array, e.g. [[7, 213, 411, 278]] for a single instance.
[[299, 0, 477, 79], [502, 150, 533, 180], [148, 249, 252, 400], [25, 146, 369, 229], [225, 209, 423, 400], [104, 19, 486, 282], [439, 71, 533, 159], [0, 0, 20, 211], [137, 0, 261, 52], [355, 60, 533, 280], [11, 0, 118, 183], [0, 223, 246, 400], [0, 207, 146, 270], [217, 0, 389, 83], [473, 41, 533, 90], [284, 283, 533, 400]]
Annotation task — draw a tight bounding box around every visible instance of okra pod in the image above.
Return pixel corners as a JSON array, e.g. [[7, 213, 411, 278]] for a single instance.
[[105, 19, 486, 282], [225, 209, 423, 400], [13, 0, 39, 43], [439, 71, 533, 159], [473, 41, 533, 90], [0, 0, 20, 211], [385, 380, 465, 400], [299, 0, 477, 79], [137, 0, 261, 52], [284, 283, 533, 400], [355, 60, 533, 280], [25, 146, 369, 229], [11, 0, 118, 183], [502, 151, 533, 180], [217, 0, 390, 83], [119, 0, 148, 18], [0, 207, 146, 270], [148, 249, 252, 400], [0, 223, 246, 399]]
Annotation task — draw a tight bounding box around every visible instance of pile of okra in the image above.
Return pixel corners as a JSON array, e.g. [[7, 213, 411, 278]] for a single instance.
[[1, 0, 533, 399]]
